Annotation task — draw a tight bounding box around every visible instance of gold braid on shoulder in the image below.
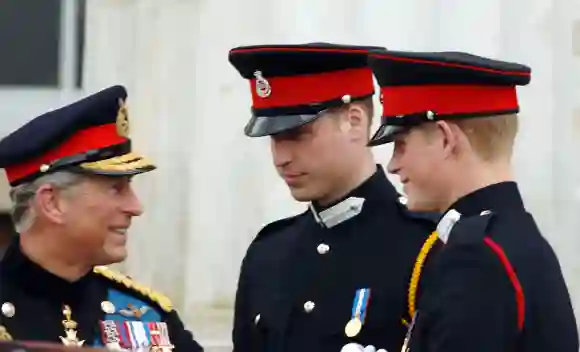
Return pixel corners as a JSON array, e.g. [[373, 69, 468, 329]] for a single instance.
[[403, 231, 439, 326], [93, 266, 173, 313]]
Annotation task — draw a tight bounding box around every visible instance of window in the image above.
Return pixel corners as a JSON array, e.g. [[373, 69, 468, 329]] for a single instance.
[[0, 0, 86, 88]]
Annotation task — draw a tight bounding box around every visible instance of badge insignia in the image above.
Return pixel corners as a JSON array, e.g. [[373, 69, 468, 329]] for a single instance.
[[254, 70, 271, 98], [119, 304, 150, 318], [116, 98, 130, 138], [60, 329, 84, 347], [60, 305, 85, 347]]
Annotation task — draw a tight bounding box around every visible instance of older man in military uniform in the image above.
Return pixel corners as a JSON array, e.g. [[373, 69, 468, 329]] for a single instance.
[[0, 86, 203, 351], [228, 43, 440, 352], [368, 50, 579, 351]]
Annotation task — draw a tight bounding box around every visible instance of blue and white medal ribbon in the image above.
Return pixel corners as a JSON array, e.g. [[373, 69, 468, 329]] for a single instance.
[[344, 288, 371, 338]]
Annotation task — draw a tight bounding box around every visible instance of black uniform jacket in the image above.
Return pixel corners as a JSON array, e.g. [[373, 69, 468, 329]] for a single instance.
[[408, 181, 579, 352], [233, 166, 440, 352], [0, 238, 204, 351]]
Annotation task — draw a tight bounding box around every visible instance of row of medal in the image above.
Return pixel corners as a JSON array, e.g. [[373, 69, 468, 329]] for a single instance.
[[99, 320, 174, 351]]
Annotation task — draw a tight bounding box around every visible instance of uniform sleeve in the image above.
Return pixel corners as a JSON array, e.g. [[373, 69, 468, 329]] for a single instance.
[[423, 243, 519, 351], [232, 249, 255, 352], [165, 309, 204, 352]]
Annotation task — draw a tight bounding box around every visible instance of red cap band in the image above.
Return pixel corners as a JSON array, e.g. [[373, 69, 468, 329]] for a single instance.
[[6, 123, 127, 183], [381, 85, 518, 117], [250, 67, 374, 109]]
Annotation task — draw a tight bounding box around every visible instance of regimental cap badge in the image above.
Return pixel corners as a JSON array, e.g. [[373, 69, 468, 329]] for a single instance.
[[254, 70, 271, 98], [116, 98, 130, 138]]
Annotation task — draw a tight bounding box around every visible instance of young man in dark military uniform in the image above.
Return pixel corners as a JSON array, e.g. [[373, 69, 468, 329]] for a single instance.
[[228, 43, 440, 352], [0, 86, 203, 351], [368, 50, 579, 351]]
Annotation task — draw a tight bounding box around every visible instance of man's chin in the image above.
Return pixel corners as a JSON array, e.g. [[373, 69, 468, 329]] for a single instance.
[[96, 249, 127, 265], [288, 187, 317, 203], [405, 196, 443, 212]]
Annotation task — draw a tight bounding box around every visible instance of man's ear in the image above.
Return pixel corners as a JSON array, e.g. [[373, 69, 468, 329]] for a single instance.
[[345, 104, 367, 140], [435, 120, 462, 158], [34, 184, 66, 225]]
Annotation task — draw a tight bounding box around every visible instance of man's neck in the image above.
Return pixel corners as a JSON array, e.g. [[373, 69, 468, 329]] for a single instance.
[[19, 230, 92, 282], [443, 159, 514, 212], [317, 152, 377, 207]]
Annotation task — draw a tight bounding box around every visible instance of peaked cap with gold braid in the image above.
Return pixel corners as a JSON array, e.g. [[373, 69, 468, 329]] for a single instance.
[[93, 266, 173, 313], [0, 85, 155, 187]]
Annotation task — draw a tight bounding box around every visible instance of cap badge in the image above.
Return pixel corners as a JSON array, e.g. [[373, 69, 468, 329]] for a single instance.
[[116, 98, 130, 138], [254, 70, 271, 98]]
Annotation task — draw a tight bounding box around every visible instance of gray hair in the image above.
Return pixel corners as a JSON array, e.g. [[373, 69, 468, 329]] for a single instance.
[[9, 171, 84, 233]]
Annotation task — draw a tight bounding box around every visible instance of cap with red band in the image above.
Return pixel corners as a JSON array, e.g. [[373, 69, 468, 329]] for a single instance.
[[0, 85, 156, 187], [228, 42, 384, 137], [367, 50, 531, 146]]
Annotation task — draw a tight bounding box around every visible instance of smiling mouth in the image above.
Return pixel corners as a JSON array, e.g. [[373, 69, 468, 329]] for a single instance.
[[110, 228, 128, 235]]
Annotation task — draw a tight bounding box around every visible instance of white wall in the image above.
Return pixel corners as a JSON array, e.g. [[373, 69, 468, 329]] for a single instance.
[[84, 0, 580, 348], [0, 89, 85, 210]]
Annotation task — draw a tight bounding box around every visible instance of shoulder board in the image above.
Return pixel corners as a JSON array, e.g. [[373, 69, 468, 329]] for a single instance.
[[448, 210, 494, 245], [93, 266, 173, 313], [254, 211, 307, 242]]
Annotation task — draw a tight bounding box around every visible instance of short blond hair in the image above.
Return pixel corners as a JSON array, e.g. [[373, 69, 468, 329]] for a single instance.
[[328, 97, 375, 135], [453, 114, 519, 162]]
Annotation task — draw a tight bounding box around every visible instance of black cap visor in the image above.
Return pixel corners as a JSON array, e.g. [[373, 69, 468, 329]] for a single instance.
[[367, 123, 408, 146], [244, 113, 322, 137]]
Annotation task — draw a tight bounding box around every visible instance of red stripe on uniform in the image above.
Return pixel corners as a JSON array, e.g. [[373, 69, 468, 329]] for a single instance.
[[5, 123, 127, 183], [380, 85, 518, 117], [250, 67, 374, 109], [483, 237, 525, 331]]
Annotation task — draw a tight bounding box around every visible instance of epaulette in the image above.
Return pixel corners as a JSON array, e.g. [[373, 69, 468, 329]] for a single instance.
[[93, 266, 173, 313], [254, 211, 306, 242], [405, 210, 494, 324], [447, 210, 494, 245]]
